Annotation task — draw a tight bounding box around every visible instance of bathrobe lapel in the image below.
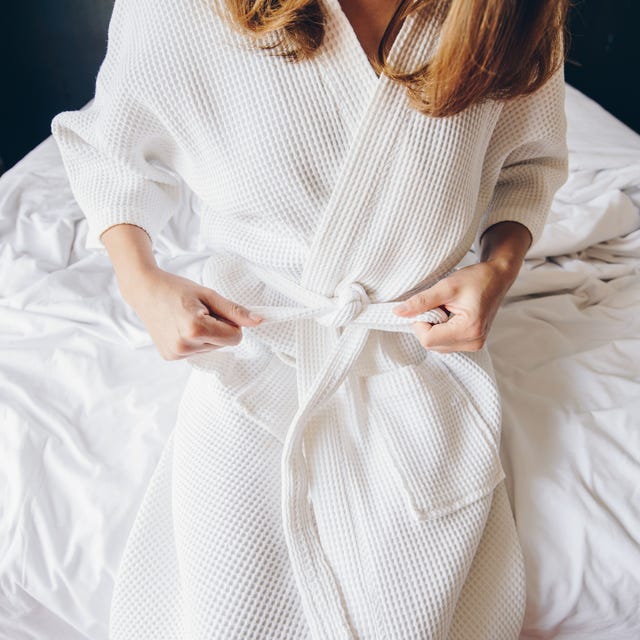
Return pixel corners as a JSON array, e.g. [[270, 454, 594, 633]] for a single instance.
[[305, 0, 431, 283], [189, 2, 506, 636], [275, 3, 473, 637]]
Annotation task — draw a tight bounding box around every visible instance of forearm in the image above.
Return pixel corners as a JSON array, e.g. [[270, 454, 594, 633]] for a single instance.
[[478, 220, 532, 284], [100, 223, 162, 304]]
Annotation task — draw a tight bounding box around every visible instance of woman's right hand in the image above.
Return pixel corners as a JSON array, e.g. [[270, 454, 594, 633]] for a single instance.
[[121, 266, 263, 361], [99, 222, 262, 361]]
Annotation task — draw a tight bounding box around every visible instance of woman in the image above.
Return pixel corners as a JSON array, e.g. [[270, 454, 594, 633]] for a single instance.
[[51, 0, 570, 637]]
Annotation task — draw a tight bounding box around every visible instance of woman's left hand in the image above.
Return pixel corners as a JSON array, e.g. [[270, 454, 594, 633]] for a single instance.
[[391, 260, 519, 353]]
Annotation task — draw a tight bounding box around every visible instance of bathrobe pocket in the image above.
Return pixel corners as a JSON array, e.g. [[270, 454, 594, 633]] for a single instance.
[[364, 351, 506, 521]]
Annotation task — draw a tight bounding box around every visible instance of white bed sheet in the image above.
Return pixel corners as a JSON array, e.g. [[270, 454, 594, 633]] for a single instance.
[[0, 83, 639, 639]]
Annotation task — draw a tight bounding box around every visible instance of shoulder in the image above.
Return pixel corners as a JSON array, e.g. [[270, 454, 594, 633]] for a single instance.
[[107, 0, 236, 99], [110, 0, 233, 59], [487, 66, 567, 155]]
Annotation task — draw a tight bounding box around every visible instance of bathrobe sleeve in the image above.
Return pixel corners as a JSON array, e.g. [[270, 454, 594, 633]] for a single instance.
[[50, 0, 184, 254], [473, 65, 569, 256]]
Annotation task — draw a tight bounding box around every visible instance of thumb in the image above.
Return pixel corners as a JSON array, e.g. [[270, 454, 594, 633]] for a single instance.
[[198, 287, 263, 327], [392, 279, 452, 317]]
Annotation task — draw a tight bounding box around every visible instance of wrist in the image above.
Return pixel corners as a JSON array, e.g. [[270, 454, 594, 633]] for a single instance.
[[100, 223, 163, 306], [478, 220, 531, 279], [117, 264, 164, 307], [484, 254, 523, 284]]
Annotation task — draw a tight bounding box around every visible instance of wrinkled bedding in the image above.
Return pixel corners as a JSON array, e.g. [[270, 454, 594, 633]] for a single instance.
[[1, 83, 639, 639]]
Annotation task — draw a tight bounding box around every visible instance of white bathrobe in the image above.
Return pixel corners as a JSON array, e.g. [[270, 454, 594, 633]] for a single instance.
[[51, 0, 569, 637]]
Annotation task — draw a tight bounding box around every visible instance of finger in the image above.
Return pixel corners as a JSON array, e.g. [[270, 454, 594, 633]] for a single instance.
[[191, 339, 223, 352], [176, 307, 244, 350], [412, 331, 482, 353], [412, 314, 478, 350], [418, 343, 479, 354], [177, 342, 222, 358], [392, 279, 453, 316], [196, 312, 245, 347], [198, 287, 263, 327]]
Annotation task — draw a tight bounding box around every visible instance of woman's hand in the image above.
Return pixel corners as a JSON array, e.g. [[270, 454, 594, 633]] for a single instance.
[[392, 220, 533, 353], [121, 267, 263, 361], [99, 223, 263, 361], [391, 259, 519, 354]]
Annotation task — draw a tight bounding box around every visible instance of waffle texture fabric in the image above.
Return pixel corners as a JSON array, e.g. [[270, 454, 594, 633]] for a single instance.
[[51, 0, 569, 637]]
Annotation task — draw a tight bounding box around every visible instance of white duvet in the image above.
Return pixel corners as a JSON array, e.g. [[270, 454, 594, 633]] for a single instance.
[[0, 83, 639, 639]]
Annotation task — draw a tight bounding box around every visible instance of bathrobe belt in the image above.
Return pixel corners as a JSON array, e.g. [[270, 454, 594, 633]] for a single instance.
[[244, 263, 450, 639]]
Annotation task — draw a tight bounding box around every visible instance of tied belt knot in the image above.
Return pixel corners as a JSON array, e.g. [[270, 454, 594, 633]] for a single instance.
[[317, 281, 369, 328], [240, 263, 452, 639]]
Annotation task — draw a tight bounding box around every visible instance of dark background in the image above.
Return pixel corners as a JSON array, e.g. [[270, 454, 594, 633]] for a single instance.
[[0, 0, 638, 175]]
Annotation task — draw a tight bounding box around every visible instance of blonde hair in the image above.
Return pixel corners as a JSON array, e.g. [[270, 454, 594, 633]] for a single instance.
[[216, 0, 572, 117]]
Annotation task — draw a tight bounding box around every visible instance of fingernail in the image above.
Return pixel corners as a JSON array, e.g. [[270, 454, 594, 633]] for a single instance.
[[248, 311, 263, 322], [393, 303, 409, 314]]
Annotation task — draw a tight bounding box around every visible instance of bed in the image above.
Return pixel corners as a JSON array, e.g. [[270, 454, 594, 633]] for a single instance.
[[1, 82, 639, 639]]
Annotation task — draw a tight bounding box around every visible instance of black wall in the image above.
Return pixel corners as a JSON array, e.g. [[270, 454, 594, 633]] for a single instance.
[[0, 1, 115, 174], [564, 0, 639, 136], [1, 0, 639, 175]]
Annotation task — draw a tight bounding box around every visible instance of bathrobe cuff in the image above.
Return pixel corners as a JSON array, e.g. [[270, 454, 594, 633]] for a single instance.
[[50, 0, 183, 255], [474, 65, 570, 257]]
